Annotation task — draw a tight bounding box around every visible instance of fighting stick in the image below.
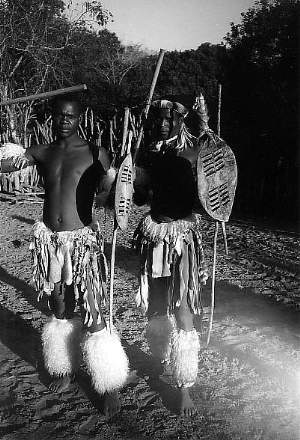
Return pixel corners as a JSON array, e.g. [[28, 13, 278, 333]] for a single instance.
[[206, 83, 229, 345], [206, 221, 219, 345], [120, 107, 130, 157], [109, 219, 118, 332], [109, 50, 165, 333], [217, 83, 228, 255], [133, 49, 165, 164], [0, 84, 87, 106]]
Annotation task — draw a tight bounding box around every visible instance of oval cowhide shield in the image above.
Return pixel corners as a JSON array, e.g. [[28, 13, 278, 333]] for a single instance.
[[115, 153, 134, 230], [197, 131, 237, 222]]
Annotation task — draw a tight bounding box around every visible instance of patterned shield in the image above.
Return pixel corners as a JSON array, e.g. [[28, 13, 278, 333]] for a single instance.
[[197, 131, 237, 222], [115, 152, 134, 230]]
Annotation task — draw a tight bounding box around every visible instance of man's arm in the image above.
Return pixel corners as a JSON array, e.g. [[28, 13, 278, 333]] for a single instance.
[[0, 143, 36, 173], [133, 166, 151, 206]]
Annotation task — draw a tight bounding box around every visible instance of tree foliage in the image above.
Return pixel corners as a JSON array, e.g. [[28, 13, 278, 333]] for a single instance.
[[0, 0, 112, 98], [223, 0, 299, 220]]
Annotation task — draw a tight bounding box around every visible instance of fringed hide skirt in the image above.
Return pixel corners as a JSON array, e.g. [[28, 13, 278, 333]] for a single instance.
[[133, 214, 208, 315], [30, 221, 108, 327]]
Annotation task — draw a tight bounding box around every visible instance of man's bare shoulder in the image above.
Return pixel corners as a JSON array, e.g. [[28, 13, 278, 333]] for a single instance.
[[26, 143, 52, 160]]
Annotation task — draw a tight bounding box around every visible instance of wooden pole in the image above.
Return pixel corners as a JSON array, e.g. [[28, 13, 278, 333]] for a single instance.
[[221, 221, 228, 255], [109, 120, 114, 154], [120, 107, 130, 157], [109, 50, 165, 334], [133, 49, 165, 164], [217, 83, 222, 137], [207, 221, 219, 345], [0, 84, 87, 106], [144, 49, 166, 117], [129, 112, 137, 140], [217, 83, 228, 255], [109, 220, 118, 333]]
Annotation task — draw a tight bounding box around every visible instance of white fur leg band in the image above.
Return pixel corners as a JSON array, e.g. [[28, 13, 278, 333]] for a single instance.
[[42, 317, 82, 377], [146, 315, 175, 363], [82, 328, 129, 395], [171, 328, 200, 388]]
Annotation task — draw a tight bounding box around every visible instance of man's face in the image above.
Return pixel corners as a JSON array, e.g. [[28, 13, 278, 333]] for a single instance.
[[53, 101, 81, 139], [153, 108, 172, 141], [151, 108, 181, 141]]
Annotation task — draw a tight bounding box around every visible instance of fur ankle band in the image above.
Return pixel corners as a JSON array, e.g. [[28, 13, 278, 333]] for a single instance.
[[170, 328, 200, 388], [82, 327, 129, 395], [42, 316, 82, 377]]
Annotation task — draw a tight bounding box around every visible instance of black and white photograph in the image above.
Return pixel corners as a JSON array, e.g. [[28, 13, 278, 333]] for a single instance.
[[0, 0, 299, 438]]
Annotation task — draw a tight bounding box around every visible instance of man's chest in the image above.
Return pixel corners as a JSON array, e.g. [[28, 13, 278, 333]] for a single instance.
[[41, 149, 95, 184]]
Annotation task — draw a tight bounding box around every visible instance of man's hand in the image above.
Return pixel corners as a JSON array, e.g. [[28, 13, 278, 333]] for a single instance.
[[95, 167, 117, 208], [0, 143, 35, 173]]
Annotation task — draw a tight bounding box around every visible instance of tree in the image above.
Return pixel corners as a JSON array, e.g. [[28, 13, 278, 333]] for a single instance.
[[0, 0, 112, 140], [223, 0, 299, 220], [121, 43, 227, 125], [0, 0, 112, 99]]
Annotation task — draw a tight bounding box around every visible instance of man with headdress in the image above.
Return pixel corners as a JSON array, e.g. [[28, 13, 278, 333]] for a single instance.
[[0, 95, 129, 418], [133, 99, 209, 416]]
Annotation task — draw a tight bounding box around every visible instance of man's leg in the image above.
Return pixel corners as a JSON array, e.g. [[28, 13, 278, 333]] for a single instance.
[[146, 278, 173, 362], [172, 295, 199, 417], [80, 277, 129, 418], [42, 282, 82, 393], [145, 278, 175, 373]]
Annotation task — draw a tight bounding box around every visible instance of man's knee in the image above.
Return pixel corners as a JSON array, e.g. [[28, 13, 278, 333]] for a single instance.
[[175, 305, 194, 331], [49, 283, 76, 319], [148, 278, 169, 316]]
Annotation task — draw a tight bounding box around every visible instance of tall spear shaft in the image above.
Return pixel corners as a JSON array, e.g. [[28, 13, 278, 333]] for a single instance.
[[109, 50, 165, 332], [133, 49, 165, 164], [217, 83, 229, 255]]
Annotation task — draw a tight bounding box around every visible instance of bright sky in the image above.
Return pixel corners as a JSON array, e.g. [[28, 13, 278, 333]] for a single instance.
[[100, 0, 257, 51]]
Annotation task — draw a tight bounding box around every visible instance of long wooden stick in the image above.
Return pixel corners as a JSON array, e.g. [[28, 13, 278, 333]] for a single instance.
[[109, 111, 131, 331], [217, 83, 222, 137], [217, 83, 228, 255], [109, 120, 114, 154], [109, 49, 165, 332], [206, 221, 219, 345], [133, 48, 165, 164], [221, 221, 228, 255], [109, 220, 118, 333], [120, 107, 130, 157], [0, 84, 87, 106]]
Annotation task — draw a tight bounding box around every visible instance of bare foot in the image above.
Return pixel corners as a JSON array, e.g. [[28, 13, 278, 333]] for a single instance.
[[179, 387, 197, 417], [48, 375, 72, 393], [103, 391, 121, 419]]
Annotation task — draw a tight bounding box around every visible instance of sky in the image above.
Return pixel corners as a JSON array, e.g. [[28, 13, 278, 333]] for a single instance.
[[98, 0, 257, 51]]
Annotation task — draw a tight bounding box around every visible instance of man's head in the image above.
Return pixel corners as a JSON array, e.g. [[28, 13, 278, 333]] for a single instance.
[[145, 100, 188, 142], [51, 95, 83, 139]]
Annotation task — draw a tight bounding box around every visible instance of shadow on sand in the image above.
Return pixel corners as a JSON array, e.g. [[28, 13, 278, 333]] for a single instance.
[[11, 214, 35, 225], [0, 265, 49, 315], [123, 339, 179, 414]]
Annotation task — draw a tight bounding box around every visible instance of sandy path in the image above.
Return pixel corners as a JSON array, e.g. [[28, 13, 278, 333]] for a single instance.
[[0, 199, 299, 440]]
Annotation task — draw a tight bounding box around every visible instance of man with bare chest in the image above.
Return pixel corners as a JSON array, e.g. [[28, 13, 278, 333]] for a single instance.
[[0, 96, 129, 418]]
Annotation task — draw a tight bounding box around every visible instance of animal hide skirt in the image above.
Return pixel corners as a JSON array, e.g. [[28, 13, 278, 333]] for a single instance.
[[133, 214, 208, 315], [30, 221, 108, 327]]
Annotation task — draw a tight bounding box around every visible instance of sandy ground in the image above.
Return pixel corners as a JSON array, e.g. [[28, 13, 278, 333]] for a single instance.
[[0, 197, 299, 440]]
